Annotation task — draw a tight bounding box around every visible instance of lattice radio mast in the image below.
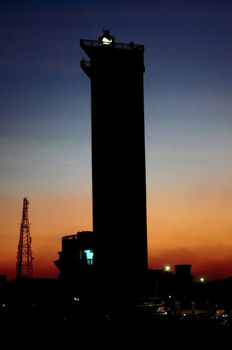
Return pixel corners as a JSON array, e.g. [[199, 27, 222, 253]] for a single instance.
[[16, 197, 33, 279]]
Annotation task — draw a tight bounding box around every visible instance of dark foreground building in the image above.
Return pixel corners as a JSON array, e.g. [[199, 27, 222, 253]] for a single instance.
[[80, 31, 148, 307], [54, 232, 95, 280]]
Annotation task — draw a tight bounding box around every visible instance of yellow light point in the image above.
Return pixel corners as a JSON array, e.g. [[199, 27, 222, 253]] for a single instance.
[[164, 265, 171, 272], [200, 277, 205, 283]]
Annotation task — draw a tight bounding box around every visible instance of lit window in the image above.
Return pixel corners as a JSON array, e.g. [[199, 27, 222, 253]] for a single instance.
[[84, 249, 94, 265]]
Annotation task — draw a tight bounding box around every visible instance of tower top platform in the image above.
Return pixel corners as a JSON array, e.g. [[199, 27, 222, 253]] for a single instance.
[[80, 30, 144, 57]]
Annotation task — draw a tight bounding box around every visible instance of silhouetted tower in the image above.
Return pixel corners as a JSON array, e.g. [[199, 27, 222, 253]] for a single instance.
[[16, 197, 33, 279], [80, 31, 148, 305]]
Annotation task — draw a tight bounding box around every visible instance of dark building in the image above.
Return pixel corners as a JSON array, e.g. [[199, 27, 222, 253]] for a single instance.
[[174, 264, 193, 283], [0, 274, 7, 287], [80, 31, 148, 304], [54, 231, 95, 293]]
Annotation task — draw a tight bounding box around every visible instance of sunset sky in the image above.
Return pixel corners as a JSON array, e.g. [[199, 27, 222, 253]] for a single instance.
[[1, 0, 232, 281]]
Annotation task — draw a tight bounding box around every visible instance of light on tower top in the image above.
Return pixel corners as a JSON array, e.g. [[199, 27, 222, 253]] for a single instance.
[[99, 30, 114, 45]]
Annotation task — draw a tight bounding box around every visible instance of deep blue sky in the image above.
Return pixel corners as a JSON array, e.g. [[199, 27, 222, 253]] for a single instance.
[[1, 0, 232, 280]]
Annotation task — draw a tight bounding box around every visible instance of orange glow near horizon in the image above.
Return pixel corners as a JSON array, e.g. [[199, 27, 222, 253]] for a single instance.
[[0, 194, 92, 281], [1, 181, 232, 281], [147, 182, 232, 280]]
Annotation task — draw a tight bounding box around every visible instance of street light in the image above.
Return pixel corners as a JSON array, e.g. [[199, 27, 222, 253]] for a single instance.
[[164, 265, 171, 272]]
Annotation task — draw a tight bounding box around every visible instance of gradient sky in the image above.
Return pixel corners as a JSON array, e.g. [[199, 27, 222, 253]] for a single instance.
[[1, 0, 232, 281]]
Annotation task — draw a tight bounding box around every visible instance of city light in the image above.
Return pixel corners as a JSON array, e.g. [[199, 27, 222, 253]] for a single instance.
[[164, 265, 171, 272]]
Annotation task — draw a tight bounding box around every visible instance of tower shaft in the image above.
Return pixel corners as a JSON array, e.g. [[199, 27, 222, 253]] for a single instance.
[[16, 197, 33, 279], [80, 32, 148, 304]]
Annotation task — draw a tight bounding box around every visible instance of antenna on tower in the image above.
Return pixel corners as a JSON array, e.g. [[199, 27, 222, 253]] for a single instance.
[[16, 197, 33, 279]]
